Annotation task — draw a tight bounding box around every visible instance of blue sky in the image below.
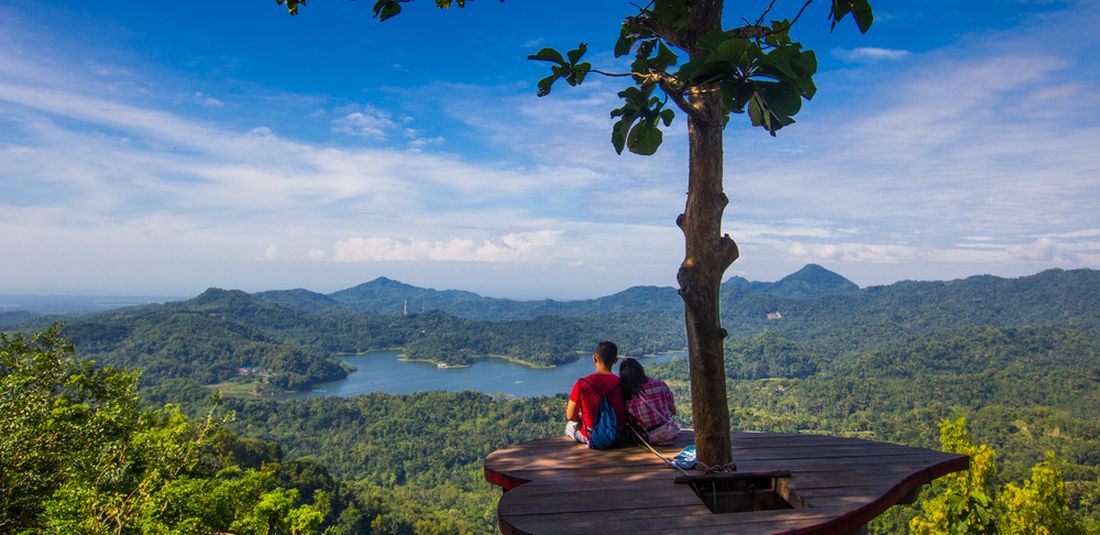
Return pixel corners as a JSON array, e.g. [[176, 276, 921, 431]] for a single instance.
[[1, 1, 1098, 299]]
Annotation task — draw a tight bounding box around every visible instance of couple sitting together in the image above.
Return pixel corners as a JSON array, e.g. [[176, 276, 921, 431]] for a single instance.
[[564, 341, 679, 448]]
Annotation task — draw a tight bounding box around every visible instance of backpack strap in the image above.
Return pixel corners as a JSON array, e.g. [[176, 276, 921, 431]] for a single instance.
[[578, 377, 619, 432]]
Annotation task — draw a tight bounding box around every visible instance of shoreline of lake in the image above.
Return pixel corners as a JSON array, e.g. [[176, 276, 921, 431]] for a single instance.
[[257, 349, 688, 401]]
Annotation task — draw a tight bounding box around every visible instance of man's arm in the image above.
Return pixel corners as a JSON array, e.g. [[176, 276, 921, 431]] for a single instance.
[[566, 380, 582, 421]]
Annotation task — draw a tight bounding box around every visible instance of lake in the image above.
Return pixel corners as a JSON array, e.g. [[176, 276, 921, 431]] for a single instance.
[[275, 350, 688, 400]]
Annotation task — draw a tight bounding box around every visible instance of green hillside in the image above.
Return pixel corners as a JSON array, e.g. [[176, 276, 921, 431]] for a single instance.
[[6, 267, 1100, 532]]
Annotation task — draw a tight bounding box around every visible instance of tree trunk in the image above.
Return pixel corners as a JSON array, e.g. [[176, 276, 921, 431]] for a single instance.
[[678, 0, 736, 468]]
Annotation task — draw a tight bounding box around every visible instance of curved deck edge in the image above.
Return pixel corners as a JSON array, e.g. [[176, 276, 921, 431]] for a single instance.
[[484, 432, 969, 535], [483, 462, 531, 491], [784, 454, 970, 535]]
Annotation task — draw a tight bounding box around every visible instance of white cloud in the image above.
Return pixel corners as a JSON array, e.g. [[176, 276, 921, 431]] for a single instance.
[[194, 91, 223, 107], [1039, 228, 1100, 240], [833, 47, 911, 62], [332, 106, 396, 139], [784, 242, 919, 264], [329, 231, 561, 263], [1008, 237, 1079, 263], [2, 3, 1099, 296], [261, 244, 279, 261]]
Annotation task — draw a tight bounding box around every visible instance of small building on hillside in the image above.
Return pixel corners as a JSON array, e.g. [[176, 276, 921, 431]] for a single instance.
[[767, 310, 783, 320]]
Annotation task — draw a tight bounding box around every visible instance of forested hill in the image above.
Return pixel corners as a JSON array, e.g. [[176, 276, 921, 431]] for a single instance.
[[262, 276, 685, 321], [8, 267, 1100, 394], [723, 263, 860, 299], [256, 264, 852, 320], [7, 268, 1100, 532], [723, 268, 1100, 351], [255, 266, 1100, 334]]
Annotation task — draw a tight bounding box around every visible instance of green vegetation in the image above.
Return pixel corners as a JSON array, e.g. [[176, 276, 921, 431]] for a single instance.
[[13, 266, 1100, 394], [0, 328, 335, 534], [5, 268, 1100, 532], [906, 418, 1087, 534]]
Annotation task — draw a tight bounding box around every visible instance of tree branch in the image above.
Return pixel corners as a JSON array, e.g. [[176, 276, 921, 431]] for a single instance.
[[659, 77, 705, 123], [589, 69, 635, 78], [755, 0, 778, 27], [728, 0, 815, 39], [624, 12, 689, 51]]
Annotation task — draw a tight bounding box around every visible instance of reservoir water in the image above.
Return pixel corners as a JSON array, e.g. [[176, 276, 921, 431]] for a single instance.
[[275, 350, 687, 400]]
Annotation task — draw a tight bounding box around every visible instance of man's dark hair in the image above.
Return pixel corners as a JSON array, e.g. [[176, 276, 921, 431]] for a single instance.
[[594, 341, 618, 367]]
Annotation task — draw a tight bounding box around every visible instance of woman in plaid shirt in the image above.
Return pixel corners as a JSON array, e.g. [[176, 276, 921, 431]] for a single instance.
[[619, 358, 678, 443]]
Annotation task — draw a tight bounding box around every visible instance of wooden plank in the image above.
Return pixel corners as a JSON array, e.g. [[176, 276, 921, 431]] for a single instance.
[[674, 469, 792, 484], [500, 485, 704, 516], [734, 453, 961, 471], [730, 444, 920, 461], [507, 505, 852, 534], [486, 431, 969, 535]]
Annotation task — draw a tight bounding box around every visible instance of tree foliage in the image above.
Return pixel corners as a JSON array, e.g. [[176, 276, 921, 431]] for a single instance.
[[909, 417, 1087, 534], [0, 327, 326, 534]]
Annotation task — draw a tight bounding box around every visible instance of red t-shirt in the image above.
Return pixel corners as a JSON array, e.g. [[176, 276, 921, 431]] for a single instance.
[[569, 373, 626, 438]]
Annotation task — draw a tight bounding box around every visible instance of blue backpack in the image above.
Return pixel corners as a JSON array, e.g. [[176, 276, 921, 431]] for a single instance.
[[581, 378, 621, 450]]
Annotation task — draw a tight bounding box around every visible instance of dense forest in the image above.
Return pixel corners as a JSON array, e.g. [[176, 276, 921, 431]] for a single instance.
[[3, 266, 1100, 532], [11, 265, 1100, 394]]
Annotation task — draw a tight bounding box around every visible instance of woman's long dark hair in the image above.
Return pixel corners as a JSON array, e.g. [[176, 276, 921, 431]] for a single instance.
[[618, 358, 648, 400]]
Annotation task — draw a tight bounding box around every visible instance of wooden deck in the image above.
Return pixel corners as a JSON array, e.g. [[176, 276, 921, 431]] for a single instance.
[[484, 431, 968, 534]]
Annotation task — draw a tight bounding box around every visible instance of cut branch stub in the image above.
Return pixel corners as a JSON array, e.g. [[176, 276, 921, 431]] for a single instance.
[[719, 234, 740, 269]]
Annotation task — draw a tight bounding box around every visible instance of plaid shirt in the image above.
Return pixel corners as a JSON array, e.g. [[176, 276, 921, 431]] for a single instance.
[[627, 378, 675, 431]]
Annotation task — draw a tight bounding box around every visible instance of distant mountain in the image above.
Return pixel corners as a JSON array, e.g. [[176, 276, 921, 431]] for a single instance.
[[11, 266, 1100, 392], [718, 268, 1100, 351], [253, 288, 341, 311], [321, 277, 683, 321], [326, 276, 514, 316], [723, 264, 859, 299]]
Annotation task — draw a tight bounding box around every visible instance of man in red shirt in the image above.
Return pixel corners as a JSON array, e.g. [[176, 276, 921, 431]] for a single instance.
[[565, 341, 626, 445]]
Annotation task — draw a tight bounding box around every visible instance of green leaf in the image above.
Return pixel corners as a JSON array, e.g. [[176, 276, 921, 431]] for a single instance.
[[373, 0, 402, 21], [627, 122, 663, 155], [571, 62, 591, 85], [677, 60, 732, 86], [660, 108, 675, 127], [829, 0, 851, 31], [748, 94, 766, 129], [764, 49, 797, 79], [707, 37, 750, 65], [796, 75, 817, 100], [765, 20, 792, 46], [970, 490, 991, 506], [853, 0, 874, 33], [698, 32, 731, 52], [653, 42, 678, 71], [528, 48, 566, 65], [614, 34, 634, 58], [758, 81, 802, 118], [830, 0, 874, 33], [790, 49, 818, 76], [536, 73, 561, 97], [611, 119, 631, 154], [566, 43, 588, 65], [720, 80, 754, 114]]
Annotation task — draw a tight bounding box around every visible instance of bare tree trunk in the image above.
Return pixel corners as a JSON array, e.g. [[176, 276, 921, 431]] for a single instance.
[[677, 0, 737, 468]]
